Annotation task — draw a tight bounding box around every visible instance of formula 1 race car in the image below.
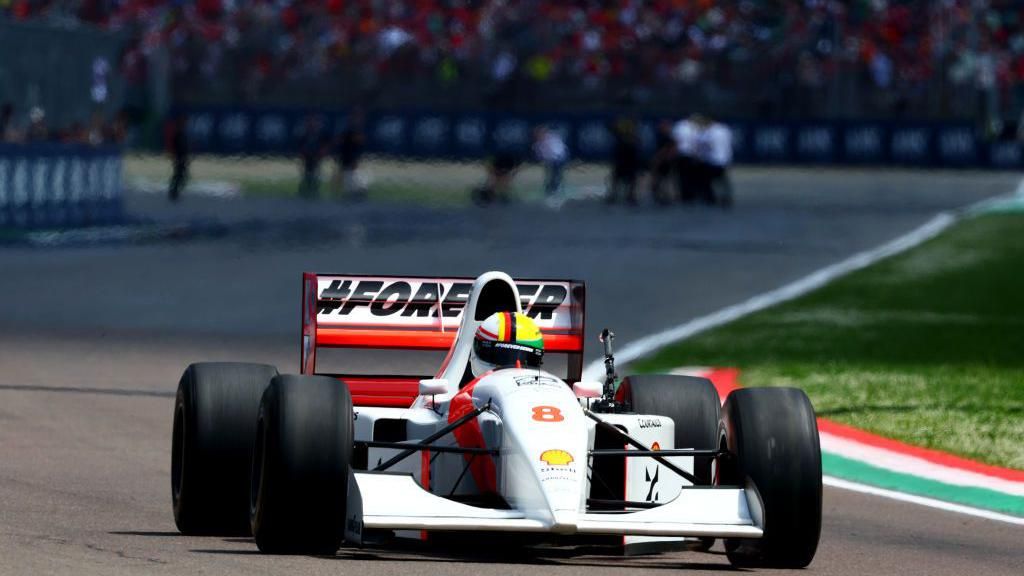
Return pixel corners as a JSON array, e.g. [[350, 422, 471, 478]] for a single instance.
[[171, 271, 822, 568]]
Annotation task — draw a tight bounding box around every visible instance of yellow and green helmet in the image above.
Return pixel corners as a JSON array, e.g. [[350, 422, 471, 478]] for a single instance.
[[472, 311, 544, 374]]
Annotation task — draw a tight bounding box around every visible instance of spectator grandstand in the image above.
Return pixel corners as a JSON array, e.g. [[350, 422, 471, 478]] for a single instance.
[[2, 1, 1023, 122]]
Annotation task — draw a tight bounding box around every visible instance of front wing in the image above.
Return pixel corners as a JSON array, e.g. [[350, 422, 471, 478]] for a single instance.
[[345, 472, 763, 543]]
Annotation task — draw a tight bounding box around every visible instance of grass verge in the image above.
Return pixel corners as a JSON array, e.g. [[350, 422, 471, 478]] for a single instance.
[[634, 213, 1024, 469]]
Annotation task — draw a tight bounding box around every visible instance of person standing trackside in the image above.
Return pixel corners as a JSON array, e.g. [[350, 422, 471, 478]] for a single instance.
[[649, 120, 676, 204], [0, 103, 17, 142], [607, 117, 640, 205], [672, 115, 698, 203], [167, 113, 189, 202], [533, 126, 568, 199], [472, 151, 520, 205], [335, 111, 366, 201], [705, 120, 734, 207], [298, 114, 327, 199]]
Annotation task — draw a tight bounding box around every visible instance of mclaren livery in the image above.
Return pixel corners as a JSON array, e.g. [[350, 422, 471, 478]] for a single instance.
[[171, 272, 822, 567]]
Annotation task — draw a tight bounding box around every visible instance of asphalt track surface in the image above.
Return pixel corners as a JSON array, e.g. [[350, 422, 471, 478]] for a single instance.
[[1, 167, 1022, 575]]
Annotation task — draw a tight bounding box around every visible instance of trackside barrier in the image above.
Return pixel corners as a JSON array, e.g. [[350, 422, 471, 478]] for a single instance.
[[174, 107, 1020, 169], [0, 144, 123, 229]]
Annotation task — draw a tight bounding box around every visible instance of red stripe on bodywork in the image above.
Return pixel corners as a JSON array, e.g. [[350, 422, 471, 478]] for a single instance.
[[350, 395, 416, 408], [317, 327, 582, 352], [318, 328, 456, 350], [448, 373, 498, 494], [337, 376, 420, 408]]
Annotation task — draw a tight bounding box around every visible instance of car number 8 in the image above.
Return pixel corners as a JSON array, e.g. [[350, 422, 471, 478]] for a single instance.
[[532, 406, 564, 422]]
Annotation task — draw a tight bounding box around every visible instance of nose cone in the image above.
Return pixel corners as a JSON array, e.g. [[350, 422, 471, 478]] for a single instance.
[[479, 368, 589, 532]]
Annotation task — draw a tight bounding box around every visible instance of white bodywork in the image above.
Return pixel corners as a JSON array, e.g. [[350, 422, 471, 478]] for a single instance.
[[343, 272, 763, 543]]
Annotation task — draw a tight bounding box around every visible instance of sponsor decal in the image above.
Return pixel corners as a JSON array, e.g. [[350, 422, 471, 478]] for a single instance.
[[514, 375, 561, 388], [797, 126, 834, 158], [532, 406, 565, 422], [845, 126, 883, 159], [316, 278, 569, 324], [651, 442, 661, 451], [754, 126, 789, 157], [540, 470, 577, 482], [493, 342, 535, 353], [638, 417, 662, 429], [938, 128, 974, 159], [256, 114, 287, 144], [219, 112, 250, 146], [455, 118, 485, 148], [890, 128, 930, 160], [374, 116, 405, 148], [539, 447, 578, 482], [539, 449, 574, 466], [645, 466, 660, 501], [414, 117, 448, 149]]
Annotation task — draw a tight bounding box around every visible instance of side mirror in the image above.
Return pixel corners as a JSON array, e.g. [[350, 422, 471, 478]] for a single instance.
[[419, 378, 449, 396], [573, 381, 603, 399]]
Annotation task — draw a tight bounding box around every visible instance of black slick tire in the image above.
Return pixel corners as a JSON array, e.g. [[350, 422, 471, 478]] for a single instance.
[[720, 387, 822, 568], [250, 374, 354, 554], [171, 362, 278, 535], [618, 374, 722, 552]]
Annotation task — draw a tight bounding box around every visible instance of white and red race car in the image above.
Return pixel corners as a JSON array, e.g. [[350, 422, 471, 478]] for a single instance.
[[171, 271, 821, 567]]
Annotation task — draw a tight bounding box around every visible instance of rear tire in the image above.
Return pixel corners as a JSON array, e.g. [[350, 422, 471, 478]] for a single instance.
[[250, 374, 354, 554], [171, 362, 278, 535], [720, 387, 822, 568], [617, 374, 721, 483]]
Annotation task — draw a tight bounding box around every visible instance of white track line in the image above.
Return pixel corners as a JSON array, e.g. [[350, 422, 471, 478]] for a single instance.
[[582, 211, 957, 380], [824, 476, 1024, 526]]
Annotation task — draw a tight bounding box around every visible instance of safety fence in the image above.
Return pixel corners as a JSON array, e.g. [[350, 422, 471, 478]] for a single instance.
[[0, 144, 123, 229], [177, 108, 1024, 170]]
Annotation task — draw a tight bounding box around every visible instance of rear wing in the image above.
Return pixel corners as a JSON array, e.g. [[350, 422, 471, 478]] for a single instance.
[[301, 273, 586, 382]]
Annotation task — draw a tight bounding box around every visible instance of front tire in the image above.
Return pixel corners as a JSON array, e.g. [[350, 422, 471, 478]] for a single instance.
[[720, 387, 822, 568], [250, 374, 354, 554], [619, 374, 721, 552], [617, 374, 721, 483], [172, 362, 278, 535]]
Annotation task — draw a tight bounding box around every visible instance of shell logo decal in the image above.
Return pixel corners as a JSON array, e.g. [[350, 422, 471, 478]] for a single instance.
[[539, 449, 574, 466]]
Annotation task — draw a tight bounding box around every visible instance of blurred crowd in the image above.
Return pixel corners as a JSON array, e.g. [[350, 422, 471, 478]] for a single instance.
[[5, 1, 1024, 117], [0, 102, 127, 145]]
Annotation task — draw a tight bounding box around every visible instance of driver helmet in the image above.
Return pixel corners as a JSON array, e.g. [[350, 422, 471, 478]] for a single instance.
[[471, 311, 544, 377]]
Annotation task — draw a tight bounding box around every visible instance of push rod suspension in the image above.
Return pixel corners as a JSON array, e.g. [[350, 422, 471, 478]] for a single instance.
[[590, 448, 723, 458], [374, 400, 492, 472], [356, 441, 497, 455], [583, 408, 703, 486]]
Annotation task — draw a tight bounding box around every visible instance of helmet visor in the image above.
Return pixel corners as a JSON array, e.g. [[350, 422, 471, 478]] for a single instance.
[[474, 339, 543, 369]]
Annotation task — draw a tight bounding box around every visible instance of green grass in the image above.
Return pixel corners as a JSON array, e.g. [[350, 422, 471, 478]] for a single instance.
[[236, 171, 474, 207], [635, 214, 1024, 469]]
